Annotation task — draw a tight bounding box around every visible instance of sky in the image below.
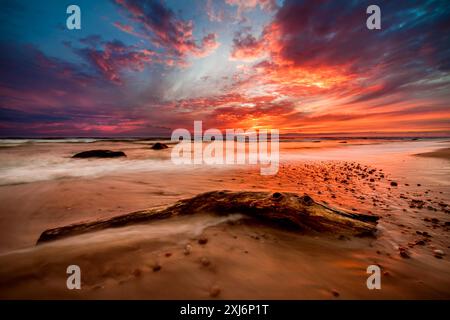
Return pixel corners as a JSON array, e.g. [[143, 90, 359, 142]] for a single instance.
[[0, 0, 449, 137]]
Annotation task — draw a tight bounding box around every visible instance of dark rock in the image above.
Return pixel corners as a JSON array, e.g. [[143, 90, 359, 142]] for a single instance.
[[198, 237, 208, 245], [72, 150, 126, 158], [152, 263, 161, 272], [399, 247, 410, 258], [150, 142, 169, 150], [390, 181, 398, 187], [331, 290, 340, 297]]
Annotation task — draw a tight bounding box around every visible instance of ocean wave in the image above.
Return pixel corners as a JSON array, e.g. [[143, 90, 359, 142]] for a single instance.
[[0, 158, 187, 185]]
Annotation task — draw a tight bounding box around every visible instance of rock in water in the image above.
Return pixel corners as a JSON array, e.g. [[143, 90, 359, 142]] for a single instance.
[[150, 142, 168, 150], [36, 190, 379, 244], [72, 150, 126, 158]]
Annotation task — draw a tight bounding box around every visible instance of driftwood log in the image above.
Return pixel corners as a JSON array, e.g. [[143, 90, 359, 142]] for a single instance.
[[37, 190, 379, 244]]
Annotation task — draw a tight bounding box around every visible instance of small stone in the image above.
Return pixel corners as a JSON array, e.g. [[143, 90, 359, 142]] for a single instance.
[[184, 244, 192, 255], [390, 181, 398, 187], [415, 240, 426, 246], [433, 249, 445, 259], [150, 142, 169, 150], [165, 252, 172, 257], [331, 290, 340, 297], [198, 237, 208, 245], [209, 286, 221, 298], [152, 263, 161, 272], [399, 247, 410, 258], [200, 257, 210, 266]]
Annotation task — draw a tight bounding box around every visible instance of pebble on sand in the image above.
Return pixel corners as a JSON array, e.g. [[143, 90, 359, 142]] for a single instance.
[[184, 244, 192, 255], [152, 263, 162, 272], [198, 237, 208, 245], [200, 257, 211, 267], [331, 290, 340, 297], [209, 286, 221, 298], [433, 249, 445, 259], [399, 247, 410, 258]]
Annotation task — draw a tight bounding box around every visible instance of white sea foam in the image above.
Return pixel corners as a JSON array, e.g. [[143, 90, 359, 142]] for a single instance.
[[0, 157, 189, 185], [0, 213, 244, 256], [0, 138, 100, 144]]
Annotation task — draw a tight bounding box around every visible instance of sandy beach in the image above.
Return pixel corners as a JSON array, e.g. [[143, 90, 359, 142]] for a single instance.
[[0, 138, 448, 299]]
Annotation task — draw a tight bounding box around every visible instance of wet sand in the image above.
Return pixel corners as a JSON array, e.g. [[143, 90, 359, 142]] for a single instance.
[[0, 138, 449, 299], [416, 147, 450, 161]]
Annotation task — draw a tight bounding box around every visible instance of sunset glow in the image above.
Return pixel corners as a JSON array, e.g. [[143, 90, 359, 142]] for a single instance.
[[1, 0, 449, 136]]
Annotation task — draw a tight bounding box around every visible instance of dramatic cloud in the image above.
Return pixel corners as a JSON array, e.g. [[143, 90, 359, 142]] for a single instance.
[[1, 0, 449, 136], [230, 29, 266, 61], [114, 0, 219, 59], [226, 0, 278, 14], [77, 39, 155, 84]]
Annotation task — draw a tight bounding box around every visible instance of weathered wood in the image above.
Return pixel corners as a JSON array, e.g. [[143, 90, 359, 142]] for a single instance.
[[37, 190, 379, 244]]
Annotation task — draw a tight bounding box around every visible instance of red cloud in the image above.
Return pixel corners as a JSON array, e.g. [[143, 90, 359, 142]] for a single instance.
[[226, 0, 278, 13], [230, 31, 266, 61], [115, 0, 219, 60], [82, 41, 155, 84]]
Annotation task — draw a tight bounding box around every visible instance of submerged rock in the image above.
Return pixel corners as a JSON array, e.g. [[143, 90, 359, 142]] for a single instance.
[[150, 142, 169, 150], [36, 190, 379, 244], [72, 150, 126, 158]]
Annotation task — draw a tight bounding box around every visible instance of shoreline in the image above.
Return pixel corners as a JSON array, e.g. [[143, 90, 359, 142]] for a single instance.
[[0, 139, 449, 299]]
